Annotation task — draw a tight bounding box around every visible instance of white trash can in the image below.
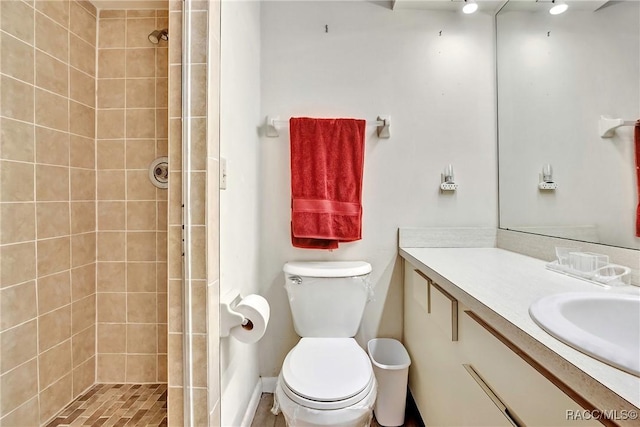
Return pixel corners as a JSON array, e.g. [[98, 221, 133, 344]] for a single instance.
[[367, 338, 411, 427]]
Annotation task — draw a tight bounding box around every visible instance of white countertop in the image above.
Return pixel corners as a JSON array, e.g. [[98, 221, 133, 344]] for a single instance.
[[400, 247, 640, 409]]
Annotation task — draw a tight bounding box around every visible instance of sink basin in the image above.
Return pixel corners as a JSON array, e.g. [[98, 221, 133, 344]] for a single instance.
[[529, 292, 640, 377]]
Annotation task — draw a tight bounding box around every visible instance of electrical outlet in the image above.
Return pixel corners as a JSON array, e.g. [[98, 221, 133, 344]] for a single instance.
[[220, 158, 227, 190], [440, 183, 458, 191], [538, 182, 557, 190]]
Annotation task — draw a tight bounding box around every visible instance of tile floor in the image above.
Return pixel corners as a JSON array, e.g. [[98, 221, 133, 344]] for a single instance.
[[250, 393, 424, 427], [44, 384, 167, 427]]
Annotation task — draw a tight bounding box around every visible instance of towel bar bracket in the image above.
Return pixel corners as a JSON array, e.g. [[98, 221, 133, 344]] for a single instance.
[[599, 115, 636, 138]]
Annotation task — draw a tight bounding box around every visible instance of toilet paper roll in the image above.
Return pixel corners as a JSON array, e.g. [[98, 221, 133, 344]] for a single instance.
[[230, 294, 270, 344]]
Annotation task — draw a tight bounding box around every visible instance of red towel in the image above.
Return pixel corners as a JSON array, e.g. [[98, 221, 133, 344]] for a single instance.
[[289, 117, 366, 249], [635, 120, 640, 236]]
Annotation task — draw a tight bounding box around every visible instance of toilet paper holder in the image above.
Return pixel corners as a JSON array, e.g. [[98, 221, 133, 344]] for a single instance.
[[220, 291, 253, 337]]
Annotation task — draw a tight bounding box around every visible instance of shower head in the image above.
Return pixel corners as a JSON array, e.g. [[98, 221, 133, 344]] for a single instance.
[[148, 28, 169, 44]]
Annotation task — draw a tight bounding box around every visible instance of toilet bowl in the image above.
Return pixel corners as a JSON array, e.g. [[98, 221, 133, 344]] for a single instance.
[[275, 338, 376, 427], [274, 262, 376, 426]]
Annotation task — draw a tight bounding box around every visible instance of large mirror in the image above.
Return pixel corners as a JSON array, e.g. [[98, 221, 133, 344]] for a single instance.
[[497, 0, 640, 250]]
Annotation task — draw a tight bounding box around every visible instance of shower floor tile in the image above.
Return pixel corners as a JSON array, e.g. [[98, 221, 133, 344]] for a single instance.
[[45, 384, 167, 427]]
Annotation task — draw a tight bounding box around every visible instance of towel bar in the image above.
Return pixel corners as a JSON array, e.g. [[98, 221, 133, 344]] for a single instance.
[[265, 115, 391, 139]]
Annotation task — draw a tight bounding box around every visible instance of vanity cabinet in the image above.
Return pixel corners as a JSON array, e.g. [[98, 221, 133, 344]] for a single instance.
[[403, 262, 600, 427]]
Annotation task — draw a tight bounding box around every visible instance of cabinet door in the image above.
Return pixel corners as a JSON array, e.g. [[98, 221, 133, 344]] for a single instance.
[[459, 308, 601, 426], [404, 263, 516, 427]]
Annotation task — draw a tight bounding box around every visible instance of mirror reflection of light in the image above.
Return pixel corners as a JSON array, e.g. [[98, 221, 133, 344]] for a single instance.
[[549, 1, 568, 15], [463, 0, 478, 14]]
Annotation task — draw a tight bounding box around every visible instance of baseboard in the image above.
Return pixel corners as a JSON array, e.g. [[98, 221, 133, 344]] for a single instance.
[[240, 379, 263, 427], [261, 376, 277, 393]]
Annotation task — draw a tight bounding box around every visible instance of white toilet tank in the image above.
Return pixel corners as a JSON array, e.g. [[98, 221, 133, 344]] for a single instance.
[[283, 261, 372, 337]]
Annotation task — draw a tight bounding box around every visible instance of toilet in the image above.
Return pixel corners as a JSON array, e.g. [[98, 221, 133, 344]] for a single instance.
[[274, 261, 377, 427]]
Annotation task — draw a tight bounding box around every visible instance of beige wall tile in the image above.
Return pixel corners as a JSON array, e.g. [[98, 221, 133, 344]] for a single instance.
[[0, 320, 37, 374], [190, 11, 208, 64], [167, 228, 181, 280], [36, 202, 70, 239], [128, 10, 156, 18], [70, 0, 96, 45], [1, 35, 35, 83], [126, 48, 155, 78], [97, 79, 125, 109], [190, 172, 206, 226], [156, 232, 167, 263], [191, 226, 206, 280], [71, 201, 96, 234], [37, 237, 71, 277], [98, 49, 126, 78], [69, 101, 96, 138], [36, 127, 70, 167], [157, 354, 167, 382], [1, 76, 34, 122], [167, 280, 182, 333], [168, 12, 182, 64], [97, 354, 125, 382], [156, 263, 167, 292], [35, 89, 69, 131], [127, 201, 156, 230], [69, 68, 95, 107], [97, 262, 125, 292], [71, 232, 96, 268], [97, 323, 126, 353], [0, 203, 35, 245], [0, 281, 37, 331], [1, 0, 35, 44], [70, 135, 95, 169], [126, 139, 156, 169], [168, 121, 182, 169], [78, 0, 97, 17], [71, 263, 96, 301], [38, 305, 72, 352], [35, 11, 68, 62], [0, 161, 34, 203], [35, 51, 68, 96], [126, 354, 156, 382], [0, 396, 39, 427], [156, 79, 168, 109], [100, 10, 125, 19], [0, 243, 36, 288], [128, 262, 156, 292], [96, 140, 125, 169], [157, 294, 167, 324], [157, 49, 168, 78], [37, 271, 71, 315], [72, 356, 95, 397], [97, 231, 125, 261], [70, 168, 96, 201], [36, 164, 69, 201], [126, 18, 156, 48], [189, 118, 206, 170], [157, 201, 168, 230], [126, 78, 156, 108], [156, 109, 168, 138], [98, 18, 125, 48], [97, 170, 125, 200], [191, 281, 207, 334], [127, 293, 156, 323], [125, 109, 156, 138], [39, 340, 72, 390], [169, 67, 182, 118], [72, 326, 95, 367], [0, 118, 35, 163], [0, 359, 38, 415], [127, 323, 157, 353], [97, 292, 126, 322], [71, 295, 95, 334], [127, 170, 156, 200], [167, 387, 184, 426], [70, 34, 95, 76], [35, 0, 70, 28], [97, 109, 125, 139], [39, 373, 72, 424], [192, 335, 207, 387], [127, 231, 156, 261], [190, 64, 207, 117], [167, 334, 182, 385], [97, 201, 125, 230]]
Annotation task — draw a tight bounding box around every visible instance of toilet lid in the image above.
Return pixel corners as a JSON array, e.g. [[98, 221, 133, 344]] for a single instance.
[[282, 338, 373, 403]]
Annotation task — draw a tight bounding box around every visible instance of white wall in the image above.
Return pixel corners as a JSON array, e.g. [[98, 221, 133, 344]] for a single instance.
[[219, 1, 262, 425], [258, 1, 498, 377], [498, 2, 640, 249]]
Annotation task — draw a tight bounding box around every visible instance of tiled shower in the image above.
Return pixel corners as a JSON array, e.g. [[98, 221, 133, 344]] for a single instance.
[[0, 0, 221, 425]]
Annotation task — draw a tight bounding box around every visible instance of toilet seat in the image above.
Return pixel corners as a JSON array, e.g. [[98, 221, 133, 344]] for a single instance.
[[281, 338, 374, 410]]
